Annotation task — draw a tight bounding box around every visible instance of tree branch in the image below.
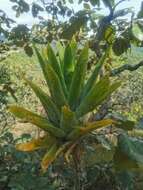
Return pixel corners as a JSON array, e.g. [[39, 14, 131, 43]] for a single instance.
[[113, 0, 127, 11], [110, 60, 143, 76]]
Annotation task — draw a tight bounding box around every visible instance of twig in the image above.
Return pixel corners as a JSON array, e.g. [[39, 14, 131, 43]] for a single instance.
[[110, 60, 143, 76]]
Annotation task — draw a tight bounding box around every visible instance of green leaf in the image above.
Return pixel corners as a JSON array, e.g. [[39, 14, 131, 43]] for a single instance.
[[68, 44, 89, 110], [56, 41, 65, 69], [76, 77, 120, 117], [64, 44, 73, 74], [41, 142, 67, 172], [63, 38, 77, 89], [25, 79, 60, 126], [104, 25, 115, 43], [60, 106, 77, 133], [114, 134, 143, 171], [61, 16, 88, 40], [70, 37, 77, 68], [85, 145, 114, 167], [112, 38, 130, 56], [9, 105, 66, 138], [34, 45, 67, 110], [46, 44, 68, 97], [32, 3, 44, 17], [115, 119, 135, 131], [63, 43, 74, 88], [33, 45, 46, 74], [117, 171, 134, 190], [76, 77, 110, 117], [46, 44, 62, 74], [81, 48, 109, 99], [108, 81, 121, 94], [44, 63, 67, 110], [84, 3, 91, 9], [70, 37, 77, 57], [132, 23, 143, 42], [24, 44, 33, 57], [102, 0, 114, 8], [90, 0, 100, 6]]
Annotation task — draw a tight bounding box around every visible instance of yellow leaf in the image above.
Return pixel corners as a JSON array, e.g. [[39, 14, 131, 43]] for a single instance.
[[8, 105, 66, 138], [80, 119, 115, 134], [41, 142, 71, 172], [41, 143, 59, 172], [67, 119, 115, 140], [64, 142, 77, 163], [16, 135, 56, 152]]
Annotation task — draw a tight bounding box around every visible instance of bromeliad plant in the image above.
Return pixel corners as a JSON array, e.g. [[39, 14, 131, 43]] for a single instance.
[[9, 39, 121, 172]]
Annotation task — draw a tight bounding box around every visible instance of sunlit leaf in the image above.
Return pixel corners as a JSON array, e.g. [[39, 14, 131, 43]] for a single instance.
[[41, 143, 59, 172], [81, 48, 110, 99], [56, 41, 65, 68], [68, 43, 89, 110], [34, 45, 67, 107], [9, 105, 66, 138], [25, 79, 60, 126], [39, 142, 69, 171], [104, 25, 115, 43], [16, 135, 56, 152], [44, 63, 67, 109], [46, 44, 68, 97], [67, 119, 114, 140], [76, 76, 120, 117]]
